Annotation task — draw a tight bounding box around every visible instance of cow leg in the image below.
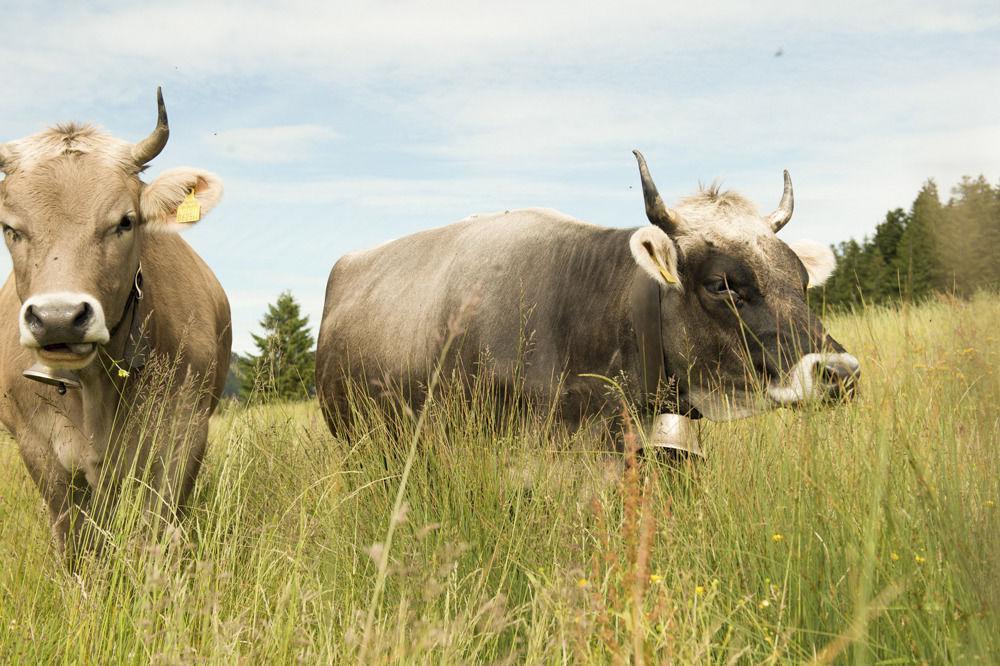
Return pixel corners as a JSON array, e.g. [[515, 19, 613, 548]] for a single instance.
[[169, 412, 210, 516], [12, 417, 93, 560], [51, 474, 111, 569], [22, 449, 111, 567], [143, 388, 212, 529]]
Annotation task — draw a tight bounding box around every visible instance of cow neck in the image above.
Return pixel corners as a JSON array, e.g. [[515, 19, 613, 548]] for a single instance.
[[628, 271, 700, 419], [102, 263, 149, 373], [629, 271, 667, 412]]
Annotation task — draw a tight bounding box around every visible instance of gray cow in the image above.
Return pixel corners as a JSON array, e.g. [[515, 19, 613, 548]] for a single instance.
[[316, 151, 859, 451], [0, 90, 231, 559]]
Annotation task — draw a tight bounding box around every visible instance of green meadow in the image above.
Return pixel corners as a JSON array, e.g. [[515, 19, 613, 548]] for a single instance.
[[0, 294, 996, 664]]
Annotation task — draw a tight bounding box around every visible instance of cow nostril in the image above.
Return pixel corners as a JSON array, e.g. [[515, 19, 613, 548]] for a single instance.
[[820, 361, 859, 398], [820, 365, 844, 384], [24, 304, 43, 330], [72, 302, 93, 330]]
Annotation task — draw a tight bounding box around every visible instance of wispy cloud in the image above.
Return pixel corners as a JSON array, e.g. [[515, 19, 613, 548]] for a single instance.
[[206, 124, 339, 164], [1, 2, 997, 112]]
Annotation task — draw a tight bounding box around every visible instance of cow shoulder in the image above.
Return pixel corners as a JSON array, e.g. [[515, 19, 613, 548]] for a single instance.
[[139, 233, 229, 371]]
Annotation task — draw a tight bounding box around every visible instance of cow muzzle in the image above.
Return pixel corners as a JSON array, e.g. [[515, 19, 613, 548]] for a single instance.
[[19, 293, 109, 369], [767, 352, 861, 406]]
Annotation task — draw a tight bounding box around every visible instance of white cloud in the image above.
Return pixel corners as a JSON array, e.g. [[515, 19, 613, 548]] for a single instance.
[[222, 175, 623, 211], [205, 124, 339, 163], [394, 61, 999, 166], [1, 1, 997, 113]]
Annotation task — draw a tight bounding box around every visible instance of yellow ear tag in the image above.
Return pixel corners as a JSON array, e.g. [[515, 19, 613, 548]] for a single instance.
[[174, 189, 201, 224], [653, 257, 679, 285]]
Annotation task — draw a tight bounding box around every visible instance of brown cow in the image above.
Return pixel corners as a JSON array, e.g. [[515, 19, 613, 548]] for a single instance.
[[0, 89, 231, 560]]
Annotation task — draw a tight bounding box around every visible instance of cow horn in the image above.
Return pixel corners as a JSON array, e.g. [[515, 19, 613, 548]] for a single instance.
[[767, 170, 794, 232], [633, 150, 679, 234], [131, 87, 170, 166]]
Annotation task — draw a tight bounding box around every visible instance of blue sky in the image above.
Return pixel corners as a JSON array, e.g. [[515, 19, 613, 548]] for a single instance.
[[1, 1, 998, 353]]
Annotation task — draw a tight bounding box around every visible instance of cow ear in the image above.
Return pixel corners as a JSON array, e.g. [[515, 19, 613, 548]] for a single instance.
[[630, 227, 682, 290], [787, 239, 836, 288], [140, 167, 223, 231]]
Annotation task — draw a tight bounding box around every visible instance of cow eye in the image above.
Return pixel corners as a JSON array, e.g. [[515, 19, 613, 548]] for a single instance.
[[117, 215, 135, 233], [2, 224, 21, 242], [707, 278, 735, 295], [705, 277, 744, 305]]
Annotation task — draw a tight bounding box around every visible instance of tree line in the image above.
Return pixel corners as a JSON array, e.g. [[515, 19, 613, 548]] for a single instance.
[[817, 175, 999, 309]]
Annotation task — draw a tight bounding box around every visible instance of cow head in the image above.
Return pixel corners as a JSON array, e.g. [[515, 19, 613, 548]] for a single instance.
[[630, 150, 859, 420], [0, 88, 222, 373]]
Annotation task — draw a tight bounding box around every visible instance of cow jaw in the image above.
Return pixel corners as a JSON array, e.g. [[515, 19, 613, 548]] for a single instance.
[[687, 387, 768, 421]]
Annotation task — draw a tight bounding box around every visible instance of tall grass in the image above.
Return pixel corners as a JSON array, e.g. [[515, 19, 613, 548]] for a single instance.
[[0, 294, 996, 663]]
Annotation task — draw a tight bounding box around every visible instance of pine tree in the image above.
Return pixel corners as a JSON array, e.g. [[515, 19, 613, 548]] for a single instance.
[[223, 352, 241, 397], [894, 180, 943, 302], [823, 239, 864, 309], [941, 176, 1000, 296], [873, 208, 907, 265], [856, 242, 888, 305], [239, 291, 316, 402], [872, 208, 908, 301]]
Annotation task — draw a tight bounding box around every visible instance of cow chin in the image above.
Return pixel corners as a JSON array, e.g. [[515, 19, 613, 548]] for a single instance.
[[33, 345, 100, 370]]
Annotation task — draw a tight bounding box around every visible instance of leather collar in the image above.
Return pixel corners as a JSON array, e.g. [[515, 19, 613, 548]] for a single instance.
[[629, 272, 700, 419], [107, 263, 149, 371], [630, 271, 666, 410]]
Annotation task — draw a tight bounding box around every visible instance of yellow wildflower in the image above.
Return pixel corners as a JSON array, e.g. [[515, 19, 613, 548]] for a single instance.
[[695, 585, 705, 596], [650, 574, 663, 584], [915, 554, 926, 564], [758, 599, 770, 609], [577, 578, 588, 589], [771, 533, 784, 543], [890, 552, 900, 561], [117, 367, 129, 378]]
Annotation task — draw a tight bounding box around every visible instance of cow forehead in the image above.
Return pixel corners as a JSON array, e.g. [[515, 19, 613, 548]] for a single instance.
[[2, 136, 139, 223], [673, 191, 767, 253], [673, 187, 770, 241], [4, 123, 132, 173], [671, 188, 803, 287]]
